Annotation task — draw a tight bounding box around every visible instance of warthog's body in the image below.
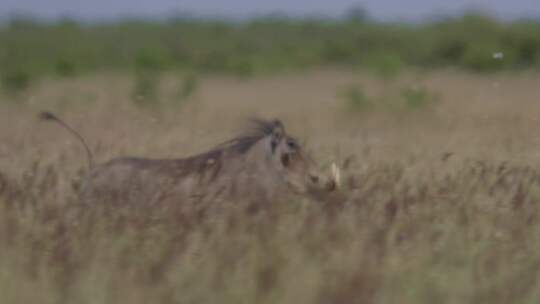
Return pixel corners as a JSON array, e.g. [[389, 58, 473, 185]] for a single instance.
[[80, 138, 300, 205], [40, 113, 339, 207]]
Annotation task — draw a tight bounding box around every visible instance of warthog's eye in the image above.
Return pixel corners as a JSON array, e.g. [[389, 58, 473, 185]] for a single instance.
[[281, 154, 290, 167], [286, 139, 297, 150], [309, 174, 319, 183]]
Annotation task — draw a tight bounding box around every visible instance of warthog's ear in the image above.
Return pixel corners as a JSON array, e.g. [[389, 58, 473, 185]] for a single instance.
[[270, 120, 285, 153]]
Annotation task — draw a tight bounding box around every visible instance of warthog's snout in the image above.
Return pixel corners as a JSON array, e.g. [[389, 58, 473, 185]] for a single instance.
[[308, 163, 341, 193]]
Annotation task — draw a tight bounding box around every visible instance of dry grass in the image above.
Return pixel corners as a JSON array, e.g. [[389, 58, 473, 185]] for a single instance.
[[1, 68, 540, 303]]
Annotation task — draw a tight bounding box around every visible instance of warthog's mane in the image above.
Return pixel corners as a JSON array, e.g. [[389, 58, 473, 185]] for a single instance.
[[212, 118, 282, 154], [167, 118, 283, 177]]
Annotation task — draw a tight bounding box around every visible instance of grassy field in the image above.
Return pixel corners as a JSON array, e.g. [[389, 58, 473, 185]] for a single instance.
[[1, 69, 540, 303]]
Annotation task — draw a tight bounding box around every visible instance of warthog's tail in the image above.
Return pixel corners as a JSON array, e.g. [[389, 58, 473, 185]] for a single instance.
[[39, 111, 94, 169]]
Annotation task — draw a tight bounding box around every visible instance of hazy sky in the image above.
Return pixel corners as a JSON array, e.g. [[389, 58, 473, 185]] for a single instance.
[[1, 0, 539, 21]]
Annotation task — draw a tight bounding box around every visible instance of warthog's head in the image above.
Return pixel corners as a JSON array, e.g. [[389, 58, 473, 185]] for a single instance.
[[249, 119, 340, 196]]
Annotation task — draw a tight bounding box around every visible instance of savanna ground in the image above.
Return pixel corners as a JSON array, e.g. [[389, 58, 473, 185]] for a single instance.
[[1, 68, 540, 303]]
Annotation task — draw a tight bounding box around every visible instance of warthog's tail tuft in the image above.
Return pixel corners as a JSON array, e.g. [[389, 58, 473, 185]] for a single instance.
[[39, 111, 58, 121], [39, 111, 94, 169]]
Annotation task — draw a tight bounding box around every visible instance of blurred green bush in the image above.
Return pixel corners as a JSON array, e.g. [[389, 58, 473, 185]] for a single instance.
[[0, 13, 539, 87], [174, 71, 198, 105], [132, 70, 160, 107], [400, 86, 439, 110], [0, 69, 31, 95], [339, 84, 372, 112]]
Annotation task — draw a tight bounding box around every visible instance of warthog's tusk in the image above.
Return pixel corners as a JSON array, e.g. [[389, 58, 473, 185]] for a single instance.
[[331, 162, 341, 189]]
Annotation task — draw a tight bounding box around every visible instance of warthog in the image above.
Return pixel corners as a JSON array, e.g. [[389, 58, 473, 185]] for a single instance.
[[40, 112, 340, 207]]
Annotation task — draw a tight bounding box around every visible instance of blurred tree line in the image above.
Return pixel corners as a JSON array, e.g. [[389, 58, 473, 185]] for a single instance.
[[0, 12, 539, 91]]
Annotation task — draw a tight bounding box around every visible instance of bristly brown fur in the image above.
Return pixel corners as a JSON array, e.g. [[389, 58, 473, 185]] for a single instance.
[[42, 114, 337, 206], [211, 118, 284, 154], [101, 118, 286, 186]]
